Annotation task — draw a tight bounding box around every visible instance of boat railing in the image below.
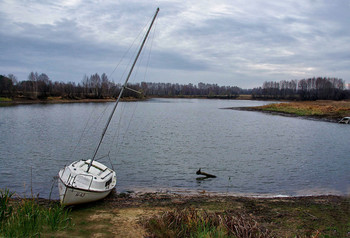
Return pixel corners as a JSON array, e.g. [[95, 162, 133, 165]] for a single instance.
[[71, 174, 94, 190], [60, 166, 69, 182]]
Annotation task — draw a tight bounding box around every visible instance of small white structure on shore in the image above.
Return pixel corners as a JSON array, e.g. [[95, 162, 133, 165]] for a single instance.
[[338, 117, 350, 124]]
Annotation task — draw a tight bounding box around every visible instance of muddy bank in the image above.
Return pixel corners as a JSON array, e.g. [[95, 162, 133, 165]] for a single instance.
[[225, 106, 340, 123]]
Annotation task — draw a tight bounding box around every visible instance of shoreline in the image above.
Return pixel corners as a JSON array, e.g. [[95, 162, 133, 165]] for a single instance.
[[11, 190, 349, 209], [8, 192, 349, 237], [225, 106, 341, 123], [0, 95, 263, 105], [225, 100, 350, 123], [0, 97, 140, 106]]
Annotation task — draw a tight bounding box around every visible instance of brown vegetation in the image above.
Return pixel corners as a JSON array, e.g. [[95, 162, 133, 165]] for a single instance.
[[44, 192, 349, 237], [233, 100, 350, 122]]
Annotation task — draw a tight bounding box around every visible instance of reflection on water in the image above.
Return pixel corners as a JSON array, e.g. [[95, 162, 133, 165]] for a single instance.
[[0, 99, 349, 198]]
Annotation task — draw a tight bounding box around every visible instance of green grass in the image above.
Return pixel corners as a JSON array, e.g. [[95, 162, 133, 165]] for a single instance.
[[0, 189, 71, 237], [0, 97, 12, 102], [0, 189, 14, 222]]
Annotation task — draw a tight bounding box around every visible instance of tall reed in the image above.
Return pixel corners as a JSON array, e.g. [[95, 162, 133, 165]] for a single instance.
[[0, 188, 14, 222], [0, 188, 71, 237]]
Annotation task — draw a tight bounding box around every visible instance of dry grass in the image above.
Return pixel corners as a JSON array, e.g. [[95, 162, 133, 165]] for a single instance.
[[256, 100, 350, 120], [143, 208, 271, 238]]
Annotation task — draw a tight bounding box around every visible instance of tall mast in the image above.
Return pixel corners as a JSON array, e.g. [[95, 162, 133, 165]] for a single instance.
[[87, 8, 160, 172]]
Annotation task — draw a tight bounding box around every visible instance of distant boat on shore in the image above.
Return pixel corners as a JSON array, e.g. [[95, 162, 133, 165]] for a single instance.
[[338, 117, 350, 124]]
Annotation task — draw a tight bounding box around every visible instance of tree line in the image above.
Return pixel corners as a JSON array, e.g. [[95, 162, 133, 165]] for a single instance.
[[252, 77, 349, 100], [1, 72, 349, 100], [0, 72, 243, 99]]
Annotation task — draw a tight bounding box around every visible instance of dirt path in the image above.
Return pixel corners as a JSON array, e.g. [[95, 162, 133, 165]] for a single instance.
[[89, 207, 150, 238]]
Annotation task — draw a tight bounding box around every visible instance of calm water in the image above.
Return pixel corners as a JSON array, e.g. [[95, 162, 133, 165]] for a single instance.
[[0, 99, 349, 199]]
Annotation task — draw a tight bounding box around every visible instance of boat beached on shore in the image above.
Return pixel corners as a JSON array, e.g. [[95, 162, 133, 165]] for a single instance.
[[58, 8, 160, 205]]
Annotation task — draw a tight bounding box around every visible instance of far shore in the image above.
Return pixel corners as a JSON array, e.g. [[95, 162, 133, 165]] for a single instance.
[[0, 94, 259, 105], [2, 96, 350, 123], [226, 100, 350, 123], [0, 96, 141, 105], [0, 95, 251, 105]]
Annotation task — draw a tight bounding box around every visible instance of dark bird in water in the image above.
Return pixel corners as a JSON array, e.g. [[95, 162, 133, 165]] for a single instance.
[[196, 168, 216, 178]]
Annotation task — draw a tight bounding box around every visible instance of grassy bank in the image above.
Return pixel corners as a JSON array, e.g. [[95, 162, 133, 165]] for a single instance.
[[4, 192, 346, 238], [234, 100, 350, 122]]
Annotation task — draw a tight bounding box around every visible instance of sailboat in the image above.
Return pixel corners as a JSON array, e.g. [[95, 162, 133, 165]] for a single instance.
[[58, 8, 160, 206]]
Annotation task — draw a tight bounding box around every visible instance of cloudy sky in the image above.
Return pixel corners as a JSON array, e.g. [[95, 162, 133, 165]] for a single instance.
[[0, 0, 349, 88]]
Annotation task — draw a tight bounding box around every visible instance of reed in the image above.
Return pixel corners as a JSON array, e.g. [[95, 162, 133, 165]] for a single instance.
[[45, 203, 71, 231], [0, 188, 14, 222], [0, 189, 71, 237], [143, 208, 271, 238]]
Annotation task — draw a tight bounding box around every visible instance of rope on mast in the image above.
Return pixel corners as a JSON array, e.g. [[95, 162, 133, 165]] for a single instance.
[[87, 8, 160, 172]]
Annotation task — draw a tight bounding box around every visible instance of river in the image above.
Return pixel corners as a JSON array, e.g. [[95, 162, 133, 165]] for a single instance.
[[0, 98, 349, 198]]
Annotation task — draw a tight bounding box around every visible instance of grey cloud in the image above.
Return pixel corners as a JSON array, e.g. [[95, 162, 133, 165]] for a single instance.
[[1, 0, 349, 88]]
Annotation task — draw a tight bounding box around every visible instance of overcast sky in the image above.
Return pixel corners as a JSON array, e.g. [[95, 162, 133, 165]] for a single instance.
[[1, 0, 349, 88]]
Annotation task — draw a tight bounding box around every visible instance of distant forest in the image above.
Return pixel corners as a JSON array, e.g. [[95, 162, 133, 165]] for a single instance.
[[252, 77, 348, 100], [0, 72, 349, 101]]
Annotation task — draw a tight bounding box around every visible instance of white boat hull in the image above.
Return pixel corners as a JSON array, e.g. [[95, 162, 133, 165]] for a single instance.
[[58, 178, 113, 205], [58, 160, 117, 205]]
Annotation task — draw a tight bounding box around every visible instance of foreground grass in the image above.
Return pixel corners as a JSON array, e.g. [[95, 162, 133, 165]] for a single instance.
[[0, 189, 71, 237], [253, 100, 350, 121], [2, 190, 349, 237], [54, 193, 350, 237], [141, 195, 350, 238]]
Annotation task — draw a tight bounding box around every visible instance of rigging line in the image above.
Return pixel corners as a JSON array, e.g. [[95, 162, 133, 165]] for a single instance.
[[124, 16, 154, 86], [116, 30, 145, 89], [112, 37, 150, 155], [89, 103, 111, 136], [114, 101, 139, 163], [108, 14, 154, 83], [128, 13, 158, 87], [126, 30, 149, 87], [87, 8, 160, 172], [68, 106, 95, 160], [67, 103, 109, 162], [107, 152, 114, 170], [143, 14, 158, 82], [111, 15, 158, 164], [116, 18, 159, 152], [129, 26, 149, 79], [109, 101, 127, 156], [108, 36, 138, 82]]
